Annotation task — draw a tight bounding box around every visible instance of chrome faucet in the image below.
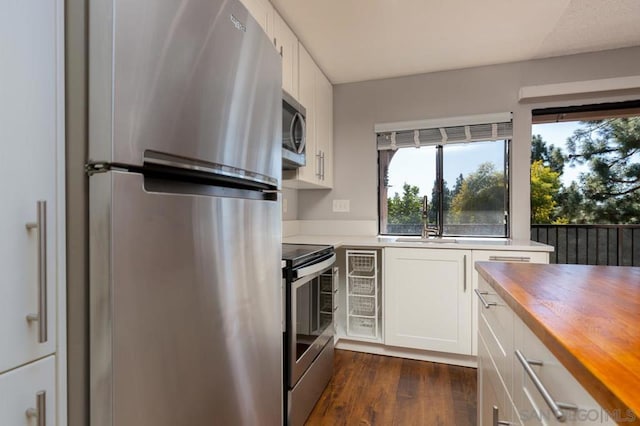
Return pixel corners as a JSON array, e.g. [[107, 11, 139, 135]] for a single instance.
[[421, 195, 439, 238]]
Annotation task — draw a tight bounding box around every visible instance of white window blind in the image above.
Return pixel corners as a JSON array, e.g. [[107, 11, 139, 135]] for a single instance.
[[375, 112, 513, 150]]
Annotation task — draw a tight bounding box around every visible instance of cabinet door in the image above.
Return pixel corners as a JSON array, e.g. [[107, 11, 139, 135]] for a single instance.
[[0, 355, 56, 426], [478, 334, 517, 426], [0, 0, 58, 373], [239, 0, 273, 38], [296, 44, 318, 184], [384, 248, 472, 354], [513, 316, 617, 426], [315, 69, 333, 188], [470, 249, 548, 356], [273, 12, 298, 99]]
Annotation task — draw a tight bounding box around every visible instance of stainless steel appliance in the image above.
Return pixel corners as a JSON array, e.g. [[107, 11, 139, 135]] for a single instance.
[[282, 244, 337, 425], [88, 0, 283, 425], [282, 91, 307, 169]]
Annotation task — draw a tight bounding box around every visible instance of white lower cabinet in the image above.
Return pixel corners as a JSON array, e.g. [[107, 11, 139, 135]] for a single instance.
[[384, 248, 472, 355], [0, 355, 56, 426], [478, 333, 517, 426], [477, 273, 616, 426], [471, 250, 548, 356]]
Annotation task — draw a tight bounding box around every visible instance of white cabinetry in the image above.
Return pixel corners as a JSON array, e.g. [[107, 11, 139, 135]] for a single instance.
[[273, 12, 298, 99], [0, 0, 65, 423], [345, 250, 381, 341], [0, 356, 56, 425], [283, 44, 334, 189], [315, 69, 333, 188], [471, 250, 548, 355], [477, 274, 616, 426], [384, 248, 472, 355], [239, 0, 273, 38]]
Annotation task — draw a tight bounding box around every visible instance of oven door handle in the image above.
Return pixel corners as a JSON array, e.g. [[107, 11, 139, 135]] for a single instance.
[[296, 254, 336, 278]]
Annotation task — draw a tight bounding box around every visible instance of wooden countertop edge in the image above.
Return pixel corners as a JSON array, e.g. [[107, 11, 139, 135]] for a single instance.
[[475, 263, 639, 424]]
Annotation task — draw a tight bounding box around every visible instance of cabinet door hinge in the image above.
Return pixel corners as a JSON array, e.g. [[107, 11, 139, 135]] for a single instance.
[[85, 161, 112, 176]]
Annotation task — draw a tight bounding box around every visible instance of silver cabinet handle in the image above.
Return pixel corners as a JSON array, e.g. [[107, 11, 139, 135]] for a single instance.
[[316, 152, 322, 178], [492, 406, 513, 425], [463, 254, 467, 292], [279, 45, 283, 57], [489, 255, 530, 262], [515, 350, 577, 422], [25, 201, 47, 343], [474, 289, 496, 309], [320, 151, 325, 180], [26, 390, 46, 426]]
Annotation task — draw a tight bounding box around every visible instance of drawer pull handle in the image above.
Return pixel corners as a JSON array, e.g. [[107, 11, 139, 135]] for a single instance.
[[489, 255, 530, 262], [25, 200, 48, 343], [474, 289, 496, 309], [25, 390, 46, 426], [492, 406, 513, 426], [515, 350, 578, 422]]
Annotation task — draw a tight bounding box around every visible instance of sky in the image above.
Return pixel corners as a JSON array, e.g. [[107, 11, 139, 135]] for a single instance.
[[532, 121, 589, 186], [386, 140, 504, 198], [386, 122, 588, 199]]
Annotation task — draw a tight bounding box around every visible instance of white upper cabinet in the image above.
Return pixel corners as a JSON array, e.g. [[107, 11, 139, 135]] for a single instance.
[[295, 44, 318, 184], [0, 0, 62, 373], [315, 69, 333, 188], [273, 12, 299, 99], [384, 248, 472, 355], [283, 43, 334, 189], [239, 0, 274, 39]]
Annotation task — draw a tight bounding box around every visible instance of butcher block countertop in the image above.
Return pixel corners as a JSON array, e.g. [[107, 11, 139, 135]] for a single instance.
[[475, 262, 640, 423]]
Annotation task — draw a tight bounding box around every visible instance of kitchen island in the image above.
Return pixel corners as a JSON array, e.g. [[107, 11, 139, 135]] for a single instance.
[[475, 262, 640, 425]]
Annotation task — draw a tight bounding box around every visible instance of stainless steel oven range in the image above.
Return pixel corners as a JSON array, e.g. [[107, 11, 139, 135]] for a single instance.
[[282, 244, 337, 426]]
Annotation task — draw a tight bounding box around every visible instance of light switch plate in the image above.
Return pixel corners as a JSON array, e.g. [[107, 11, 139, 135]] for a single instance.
[[283, 198, 288, 213], [333, 199, 350, 212]]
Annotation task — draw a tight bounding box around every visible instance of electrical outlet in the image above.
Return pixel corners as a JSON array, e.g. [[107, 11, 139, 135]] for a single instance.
[[283, 198, 288, 214], [332, 199, 350, 213]]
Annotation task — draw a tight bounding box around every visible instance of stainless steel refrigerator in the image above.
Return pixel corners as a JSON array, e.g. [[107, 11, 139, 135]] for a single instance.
[[87, 0, 283, 425]]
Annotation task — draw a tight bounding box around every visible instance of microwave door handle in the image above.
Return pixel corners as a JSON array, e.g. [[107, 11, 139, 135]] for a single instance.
[[288, 113, 297, 151], [293, 112, 306, 154]]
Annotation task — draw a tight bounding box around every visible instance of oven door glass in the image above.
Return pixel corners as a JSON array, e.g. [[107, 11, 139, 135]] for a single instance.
[[290, 268, 334, 386]]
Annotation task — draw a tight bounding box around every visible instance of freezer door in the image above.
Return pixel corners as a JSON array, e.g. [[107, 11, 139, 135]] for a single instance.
[[90, 172, 282, 426], [105, 0, 282, 180]]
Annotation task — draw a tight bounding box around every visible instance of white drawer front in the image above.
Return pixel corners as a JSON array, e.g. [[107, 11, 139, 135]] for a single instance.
[[477, 276, 514, 396], [478, 332, 518, 426], [0, 355, 56, 426], [513, 315, 618, 426]]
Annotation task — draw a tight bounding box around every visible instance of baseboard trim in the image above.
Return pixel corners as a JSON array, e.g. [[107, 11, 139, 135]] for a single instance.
[[335, 338, 478, 368]]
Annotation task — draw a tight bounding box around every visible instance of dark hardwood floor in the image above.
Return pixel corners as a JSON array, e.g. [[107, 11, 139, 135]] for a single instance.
[[305, 350, 477, 426]]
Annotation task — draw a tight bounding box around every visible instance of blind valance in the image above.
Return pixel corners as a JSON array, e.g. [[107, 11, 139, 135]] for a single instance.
[[375, 112, 513, 150]]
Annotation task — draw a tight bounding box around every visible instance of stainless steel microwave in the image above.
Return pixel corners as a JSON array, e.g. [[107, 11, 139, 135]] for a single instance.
[[282, 91, 306, 169]]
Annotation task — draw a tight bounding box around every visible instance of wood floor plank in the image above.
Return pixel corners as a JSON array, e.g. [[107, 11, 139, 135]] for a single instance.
[[305, 350, 477, 426]]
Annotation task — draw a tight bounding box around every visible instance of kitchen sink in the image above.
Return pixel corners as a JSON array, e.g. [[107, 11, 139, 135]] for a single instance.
[[395, 237, 458, 243]]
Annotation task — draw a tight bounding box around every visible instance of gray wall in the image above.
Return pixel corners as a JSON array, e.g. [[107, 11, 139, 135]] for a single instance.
[[282, 187, 298, 220], [298, 46, 640, 239]]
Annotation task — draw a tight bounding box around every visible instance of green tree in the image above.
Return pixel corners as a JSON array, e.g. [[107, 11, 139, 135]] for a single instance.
[[450, 163, 505, 223], [555, 181, 588, 223], [428, 180, 451, 223], [566, 118, 640, 223], [531, 134, 566, 175], [387, 183, 423, 225], [530, 160, 562, 223]]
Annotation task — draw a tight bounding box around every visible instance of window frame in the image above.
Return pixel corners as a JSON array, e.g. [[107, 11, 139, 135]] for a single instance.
[[378, 139, 511, 238]]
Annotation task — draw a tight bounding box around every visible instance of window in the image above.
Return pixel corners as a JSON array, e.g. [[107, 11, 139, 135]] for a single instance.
[[530, 100, 640, 266], [377, 115, 511, 237]]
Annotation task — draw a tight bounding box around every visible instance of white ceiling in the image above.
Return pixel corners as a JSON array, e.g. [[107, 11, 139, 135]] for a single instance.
[[271, 0, 640, 84]]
